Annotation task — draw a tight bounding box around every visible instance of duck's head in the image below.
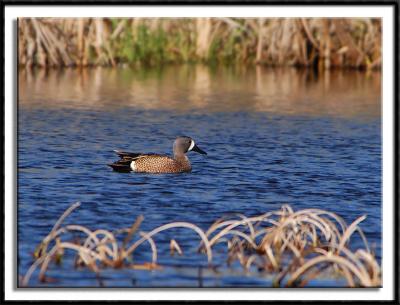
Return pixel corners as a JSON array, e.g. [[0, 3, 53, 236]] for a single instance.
[[173, 136, 207, 156]]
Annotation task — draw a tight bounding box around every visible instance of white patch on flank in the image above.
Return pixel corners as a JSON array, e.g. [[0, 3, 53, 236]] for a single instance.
[[188, 140, 195, 151], [130, 161, 137, 171]]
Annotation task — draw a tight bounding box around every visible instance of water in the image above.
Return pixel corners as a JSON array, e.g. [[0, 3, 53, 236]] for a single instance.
[[18, 65, 381, 287]]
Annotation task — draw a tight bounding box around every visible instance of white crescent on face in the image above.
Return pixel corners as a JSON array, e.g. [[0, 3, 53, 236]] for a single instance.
[[188, 140, 195, 151]]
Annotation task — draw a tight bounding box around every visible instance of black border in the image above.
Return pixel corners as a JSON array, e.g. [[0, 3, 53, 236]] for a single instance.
[[2, 0, 399, 303]]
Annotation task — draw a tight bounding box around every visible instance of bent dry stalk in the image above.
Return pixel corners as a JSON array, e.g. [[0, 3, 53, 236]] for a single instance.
[[21, 202, 381, 287]]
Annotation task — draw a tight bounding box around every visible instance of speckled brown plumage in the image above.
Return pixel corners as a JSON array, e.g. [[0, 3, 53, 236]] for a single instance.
[[108, 153, 192, 173], [133, 154, 191, 173]]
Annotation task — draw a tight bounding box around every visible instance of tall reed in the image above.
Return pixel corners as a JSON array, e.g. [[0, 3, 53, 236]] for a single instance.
[[18, 18, 381, 70], [21, 202, 381, 287]]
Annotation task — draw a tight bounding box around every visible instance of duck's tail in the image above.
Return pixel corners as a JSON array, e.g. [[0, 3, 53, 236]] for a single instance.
[[108, 159, 132, 173]]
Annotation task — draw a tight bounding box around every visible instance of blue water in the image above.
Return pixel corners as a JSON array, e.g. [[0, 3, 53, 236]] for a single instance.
[[18, 66, 381, 287]]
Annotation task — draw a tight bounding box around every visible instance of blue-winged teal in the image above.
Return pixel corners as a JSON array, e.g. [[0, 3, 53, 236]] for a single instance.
[[108, 136, 207, 174]]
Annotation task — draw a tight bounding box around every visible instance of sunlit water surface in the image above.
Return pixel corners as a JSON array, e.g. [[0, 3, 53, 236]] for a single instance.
[[18, 66, 381, 287]]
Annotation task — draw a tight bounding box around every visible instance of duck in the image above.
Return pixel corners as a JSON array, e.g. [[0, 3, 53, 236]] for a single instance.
[[108, 136, 207, 174]]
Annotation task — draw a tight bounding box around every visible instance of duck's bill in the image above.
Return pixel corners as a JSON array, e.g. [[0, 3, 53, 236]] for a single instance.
[[192, 144, 207, 155]]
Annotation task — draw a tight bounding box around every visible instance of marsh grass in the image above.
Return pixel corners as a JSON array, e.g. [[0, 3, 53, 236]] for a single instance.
[[21, 202, 380, 287], [18, 18, 381, 70]]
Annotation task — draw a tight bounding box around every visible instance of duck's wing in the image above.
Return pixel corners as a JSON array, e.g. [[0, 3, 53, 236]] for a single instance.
[[113, 150, 162, 160]]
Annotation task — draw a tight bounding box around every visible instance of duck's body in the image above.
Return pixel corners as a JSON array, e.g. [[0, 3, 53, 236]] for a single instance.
[[108, 136, 206, 174], [109, 151, 192, 174]]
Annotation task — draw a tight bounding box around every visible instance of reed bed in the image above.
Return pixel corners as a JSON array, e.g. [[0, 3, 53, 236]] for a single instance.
[[18, 18, 381, 70], [21, 202, 381, 287]]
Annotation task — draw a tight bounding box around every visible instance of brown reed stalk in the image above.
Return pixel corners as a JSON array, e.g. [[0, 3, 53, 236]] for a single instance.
[[21, 202, 381, 287], [18, 17, 381, 69]]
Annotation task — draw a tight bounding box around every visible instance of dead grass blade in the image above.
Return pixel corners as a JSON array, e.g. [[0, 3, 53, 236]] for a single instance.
[[21, 202, 380, 287]]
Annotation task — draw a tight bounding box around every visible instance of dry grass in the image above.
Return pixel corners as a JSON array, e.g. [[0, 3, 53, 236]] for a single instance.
[[21, 202, 381, 287], [18, 18, 381, 70]]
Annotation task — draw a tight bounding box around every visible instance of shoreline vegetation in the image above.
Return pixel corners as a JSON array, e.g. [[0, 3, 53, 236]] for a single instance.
[[21, 202, 381, 287], [18, 18, 381, 70]]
